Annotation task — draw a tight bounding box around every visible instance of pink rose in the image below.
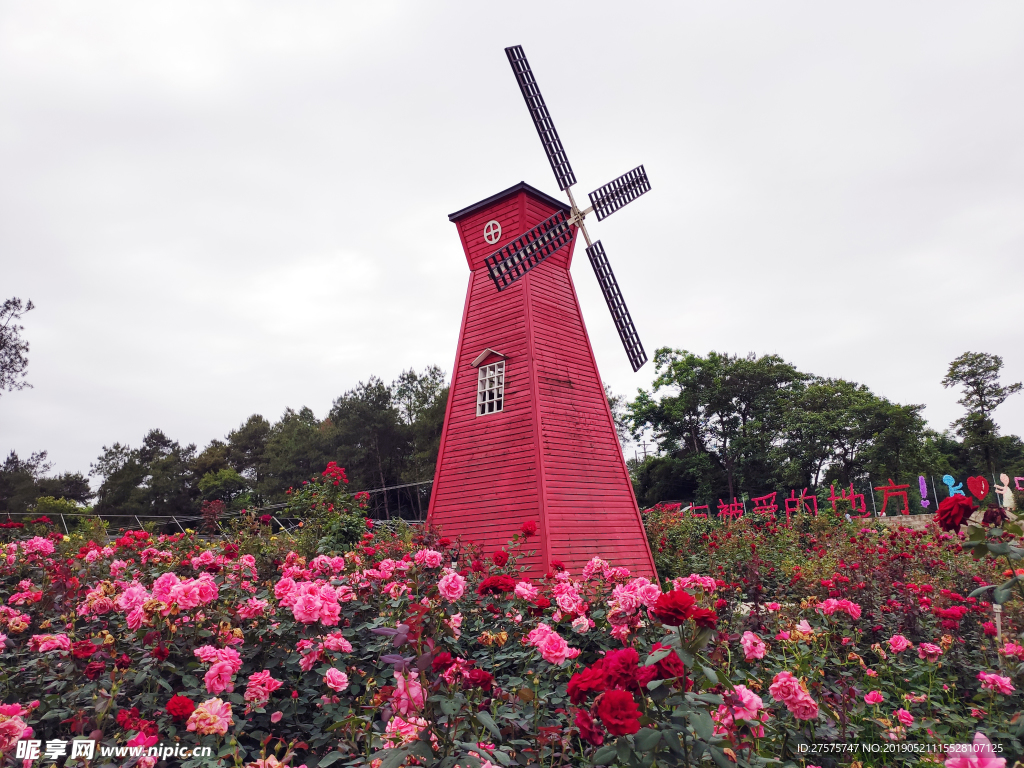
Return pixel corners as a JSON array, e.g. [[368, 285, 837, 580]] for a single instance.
[[438, 569, 466, 602], [393, 670, 424, 715], [324, 668, 349, 692], [323, 633, 353, 653], [740, 631, 766, 661], [768, 671, 802, 704], [514, 581, 540, 601], [292, 593, 324, 624], [944, 732, 1006, 768], [204, 661, 236, 695], [888, 634, 911, 653], [978, 671, 1015, 695], [918, 643, 943, 662], [864, 690, 883, 705], [788, 692, 819, 721], [894, 708, 914, 725]]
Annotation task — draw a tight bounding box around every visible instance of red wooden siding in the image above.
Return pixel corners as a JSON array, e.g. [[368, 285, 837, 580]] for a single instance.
[[428, 185, 656, 579]]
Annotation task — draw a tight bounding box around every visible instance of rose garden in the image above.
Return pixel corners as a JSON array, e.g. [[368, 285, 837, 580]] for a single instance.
[[0, 463, 1021, 768]]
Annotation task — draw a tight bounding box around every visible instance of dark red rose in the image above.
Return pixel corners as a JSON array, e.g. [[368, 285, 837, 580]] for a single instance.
[[649, 642, 687, 682], [651, 590, 696, 626], [116, 708, 140, 728], [432, 652, 455, 673], [477, 575, 516, 595], [72, 640, 98, 659], [438, 537, 452, 548], [486, 602, 500, 614], [471, 560, 485, 573], [690, 608, 718, 629], [983, 505, 1008, 527], [521, 521, 538, 538], [935, 495, 976, 532], [492, 550, 509, 567], [166, 695, 195, 722], [715, 598, 728, 610], [574, 708, 604, 746], [150, 645, 170, 661], [533, 597, 551, 609], [142, 631, 161, 646], [114, 654, 132, 670], [259, 514, 272, 525], [549, 559, 565, 571], [84, 661, 106, 680], [222, 543, 239, 559], [602, 648, 656, 691], [595, 689, 641, 736], [466, 668, 494, 691], [568, 660, 607, 705]]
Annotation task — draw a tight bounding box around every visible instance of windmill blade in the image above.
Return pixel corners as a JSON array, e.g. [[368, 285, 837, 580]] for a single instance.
[[588, 165, 651, 222], [485, 209, 574, 291], [585, 240, 647, 372], [505, 45, 577, 192]]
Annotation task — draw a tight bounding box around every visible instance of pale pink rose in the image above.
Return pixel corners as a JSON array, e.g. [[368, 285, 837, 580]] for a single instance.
[[270, 711, 283, 723], [741, 631, 766, 660], [28, 634, 71, 653], [525, 623, 580, 665], [0, 715, 29, 752], [789, 693, 818, 720], [205, 661, 236, 694], [383, 715, 432, 749], [438, 569, 466, 602], [324, 668, 349, 692], [413, 549, 443, 569], [730, 685, 763, 721], [393, 670, 424, 715], [888, 634, 911, 653], [768, 671, 802, 704], [323, 633, 353, 653], [571, 616, 590, 634], [446, 613, 462, 638], [795, 620, 813, 634], [186, 698, 234, 736], [91, 596, 114, 614], [894, 708, 914, 725], [514, 581, 540, 601], [864, 690, 884, 705]]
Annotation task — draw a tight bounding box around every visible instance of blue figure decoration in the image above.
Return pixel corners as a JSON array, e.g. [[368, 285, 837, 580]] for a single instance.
[[942, 474, 965, 497]]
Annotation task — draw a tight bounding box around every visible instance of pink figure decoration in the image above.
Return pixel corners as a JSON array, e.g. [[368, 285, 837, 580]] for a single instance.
[[874, 478, 910, 516], [751, 492, 778, 521], [689, 504, 709, 519], [1016, 477, 1024, 491], [717, 498, 744, 521]]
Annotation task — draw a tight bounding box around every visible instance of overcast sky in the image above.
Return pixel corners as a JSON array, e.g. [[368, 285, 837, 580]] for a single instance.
[[2, 1, 1023, 479]]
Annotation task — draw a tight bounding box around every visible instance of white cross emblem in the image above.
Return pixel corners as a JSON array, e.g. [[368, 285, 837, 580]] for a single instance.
[[483, 220, 502, 245]]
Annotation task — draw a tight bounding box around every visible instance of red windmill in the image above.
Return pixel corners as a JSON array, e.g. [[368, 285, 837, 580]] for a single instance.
[[427, 46, 656, 579]]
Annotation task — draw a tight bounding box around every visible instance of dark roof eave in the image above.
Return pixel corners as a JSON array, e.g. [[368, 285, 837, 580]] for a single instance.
[[448, 181, 569, 223]]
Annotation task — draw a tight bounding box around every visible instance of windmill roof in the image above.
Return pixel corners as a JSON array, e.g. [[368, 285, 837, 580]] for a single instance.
[[448, 181, 569, 223]]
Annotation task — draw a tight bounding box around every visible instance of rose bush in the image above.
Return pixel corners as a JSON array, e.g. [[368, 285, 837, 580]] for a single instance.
[[0, 466, 1022, 766]]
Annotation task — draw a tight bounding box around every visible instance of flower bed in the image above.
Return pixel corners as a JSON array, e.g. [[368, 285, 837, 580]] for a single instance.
[[0, 492, 1021, 766]]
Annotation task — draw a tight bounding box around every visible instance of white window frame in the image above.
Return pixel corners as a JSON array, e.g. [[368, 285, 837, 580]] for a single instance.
[[476, 361, 505, 416]]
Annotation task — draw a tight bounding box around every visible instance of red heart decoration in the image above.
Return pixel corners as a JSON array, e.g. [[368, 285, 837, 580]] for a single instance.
[[967, 476, 990, 500]]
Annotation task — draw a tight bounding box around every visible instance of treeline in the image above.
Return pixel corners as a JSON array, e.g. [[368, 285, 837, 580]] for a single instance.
[[627, 349, 1024, 507], [0, 367, 448, 520]]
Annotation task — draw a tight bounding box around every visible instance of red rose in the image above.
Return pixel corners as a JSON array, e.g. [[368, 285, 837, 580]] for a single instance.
[[492, 550, 509, 567], [466, 668, 494, 691], [935, 495, 976, 532], [166, 695, 195, 722], [649, 642, 688, 682], [72, 640, 98, 659], [602, 648, 657, 691], [115, 654, 132, 670], [595, 690, 641, 736], [574, 708, 604, 746], [84, 661, 106, 680], [471, 560, 485, 573], [651, 590, 696, 626], [438, 537, 452, 548], [690, 608, 718, 629], [521, 521, 538, 538], [150, 645, 170, 661], [432, 652, 455, 673], [477, 575, 516, 595], [568, 660, 608, 704], [549, 559, 565, 571]]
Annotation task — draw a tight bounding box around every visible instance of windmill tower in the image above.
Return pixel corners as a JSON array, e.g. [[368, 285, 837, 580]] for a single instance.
[[426, 47, 656, 579]]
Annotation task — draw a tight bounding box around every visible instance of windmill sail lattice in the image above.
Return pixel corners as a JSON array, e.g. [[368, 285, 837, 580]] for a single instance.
[[500, 45, 651, 372]]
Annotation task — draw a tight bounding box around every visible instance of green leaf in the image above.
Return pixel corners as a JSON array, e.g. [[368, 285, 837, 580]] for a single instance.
[[994, 586, 1013, 605], [490, 750, 511, 766], [375, 748, 412, 768], [317, 753, 343, 768], [969, 585, 997, 599], [439, 699, 460, 717], [708, 746, 734, 768], [646, 679, 664, 691], [615, 736, 631, 763], [700, 665, 719, 685], [634, 728, 661, 751], [987, 542, 1010, 556], [476, 710, 502, 741], [1006, 522, 1023, 537], [690, 710, 714, 742], [592, 744, 617, 765], [968, 525, 987, 541], [643, 648, 671, 667]]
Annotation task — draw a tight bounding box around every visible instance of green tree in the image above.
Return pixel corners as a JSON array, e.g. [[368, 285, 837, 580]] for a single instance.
[[227, 415, 272, 489], [942, 352, 1023, 476], [0, 297, 33, 395], [198, 468, 249, 506], [91, 430, 199, 517]]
